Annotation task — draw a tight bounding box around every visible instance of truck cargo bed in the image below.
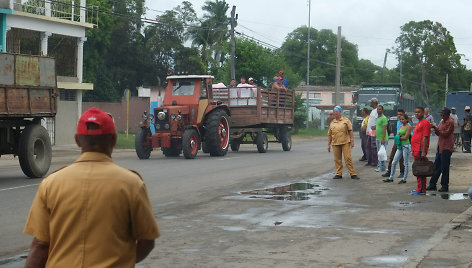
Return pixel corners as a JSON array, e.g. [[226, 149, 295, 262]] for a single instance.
[[0, 53, 57, 117]]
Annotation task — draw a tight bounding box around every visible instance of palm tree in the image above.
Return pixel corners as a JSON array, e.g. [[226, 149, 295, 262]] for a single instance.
[[189, 0, 230, 70]]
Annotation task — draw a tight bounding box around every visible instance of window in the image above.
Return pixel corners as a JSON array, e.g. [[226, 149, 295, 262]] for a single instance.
[[309, 93, 321, 99], [59, 90, 77, 101], [172, 80, 195, 96]]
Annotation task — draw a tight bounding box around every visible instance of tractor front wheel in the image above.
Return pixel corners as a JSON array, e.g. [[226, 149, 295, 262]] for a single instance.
[[205, 110, 230, 156], [135, 128, 152, 159], [183, 129, 199, 159]]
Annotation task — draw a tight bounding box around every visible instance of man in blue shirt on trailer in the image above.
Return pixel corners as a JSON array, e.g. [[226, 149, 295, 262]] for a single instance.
[[273, 70, 289, 89]]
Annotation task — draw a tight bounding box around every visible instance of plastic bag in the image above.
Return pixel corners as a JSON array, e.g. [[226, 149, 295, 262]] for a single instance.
[[378, 145, 387, 161]]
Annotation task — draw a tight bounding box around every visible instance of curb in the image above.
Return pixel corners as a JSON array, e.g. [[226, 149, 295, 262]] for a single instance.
[[402, 204, 472, 267]]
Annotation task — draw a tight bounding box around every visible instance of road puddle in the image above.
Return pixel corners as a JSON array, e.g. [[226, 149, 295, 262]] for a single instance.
[[240, 182, 328, 201]]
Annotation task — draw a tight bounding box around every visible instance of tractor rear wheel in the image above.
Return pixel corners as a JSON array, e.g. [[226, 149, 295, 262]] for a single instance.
[[135, 128, 152, 159], [18, 124, 52, 178], [256, 132, 268, 153], [280, 127, 292, 151], [205, 110, 230, 156], [183, 129, 199, 159]]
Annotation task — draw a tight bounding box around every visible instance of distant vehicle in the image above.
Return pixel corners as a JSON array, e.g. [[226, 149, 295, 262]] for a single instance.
[[353, 83, 415, 135], [0, 53, 57, 178], [446, 91, 472, 122]]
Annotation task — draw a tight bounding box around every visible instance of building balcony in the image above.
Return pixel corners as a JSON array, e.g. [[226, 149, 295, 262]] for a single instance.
[[2, 0, 97, 26]]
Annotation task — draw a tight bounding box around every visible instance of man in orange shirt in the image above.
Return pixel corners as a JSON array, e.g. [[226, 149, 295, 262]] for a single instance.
[[24, 108, 160, 267]]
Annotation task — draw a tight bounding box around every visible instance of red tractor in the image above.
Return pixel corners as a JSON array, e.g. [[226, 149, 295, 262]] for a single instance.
[[135, 75, 230, 159]]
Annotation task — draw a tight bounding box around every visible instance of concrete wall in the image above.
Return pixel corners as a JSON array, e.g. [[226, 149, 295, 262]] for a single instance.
[[82, 97, 150, 133], [55, 99, 79, 145]]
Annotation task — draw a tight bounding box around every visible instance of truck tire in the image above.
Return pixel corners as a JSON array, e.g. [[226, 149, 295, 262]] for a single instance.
[[230, 140, 240, 152], [256, 132, 268, 153], [280, 127, 292, 151], [162, 147, 181, 157], [135, 128, 152, 159], [206, 110, 230, 156], [18, 124, 52, 178], [183, 129, 199, 159]]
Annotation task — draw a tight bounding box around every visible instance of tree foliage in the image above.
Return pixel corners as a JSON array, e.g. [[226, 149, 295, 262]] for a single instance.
[[394, 20, 469, 109]]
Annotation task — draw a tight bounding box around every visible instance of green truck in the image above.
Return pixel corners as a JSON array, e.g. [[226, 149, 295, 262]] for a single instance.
[[353, 83, 415, 135]]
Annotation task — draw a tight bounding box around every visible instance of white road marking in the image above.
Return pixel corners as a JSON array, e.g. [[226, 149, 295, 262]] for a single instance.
[[0, 183, 40, 192]]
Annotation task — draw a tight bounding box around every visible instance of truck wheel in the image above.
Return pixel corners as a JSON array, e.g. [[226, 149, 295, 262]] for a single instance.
[[135, 128, 152, 159], [18, 124, 52, 178], [183, 129, 199, 159], [280, 127, 292, 151], [162, 147, 181, 157], [201, 141, 209, 153], [206, 110, 230, 156], [230, 140, 240, 152], [256, 132, 268, 153]]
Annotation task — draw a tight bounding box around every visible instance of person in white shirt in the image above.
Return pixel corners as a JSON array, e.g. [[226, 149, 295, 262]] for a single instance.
[[366, 98, 379, 167], [450, 107, 460, 146]]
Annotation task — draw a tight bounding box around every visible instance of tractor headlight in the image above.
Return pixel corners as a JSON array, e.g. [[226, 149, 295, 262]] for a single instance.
[[157, 111, 166, 120], [156, 124, 161, 130], [177, 114, 182, 121], [171, 114, 176, 120], [164, 124, 170, 129]]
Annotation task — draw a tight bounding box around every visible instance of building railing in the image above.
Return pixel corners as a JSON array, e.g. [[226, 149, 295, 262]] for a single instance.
[[13, 0, 98, 26]]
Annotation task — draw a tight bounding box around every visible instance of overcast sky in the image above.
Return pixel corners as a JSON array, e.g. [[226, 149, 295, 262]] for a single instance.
[[146, 0, 472, 69]]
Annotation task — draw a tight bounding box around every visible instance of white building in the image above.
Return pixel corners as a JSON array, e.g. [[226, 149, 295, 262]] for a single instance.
[[0, 0, 96, 144]]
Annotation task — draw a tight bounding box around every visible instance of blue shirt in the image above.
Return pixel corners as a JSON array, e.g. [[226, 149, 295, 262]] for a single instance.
[[273, 77, 289, 89]]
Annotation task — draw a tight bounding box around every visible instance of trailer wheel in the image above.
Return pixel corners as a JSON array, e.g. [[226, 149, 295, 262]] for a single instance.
[[183, 129, 199, 159], [162, 147, 181, 157], [206, 110, 230, 156], [256, 132, 268, 153], [230, 140, 240, 152], [135, 128, 152, 159], [280, 127, 292, 151], [18, 124, 52, 178]]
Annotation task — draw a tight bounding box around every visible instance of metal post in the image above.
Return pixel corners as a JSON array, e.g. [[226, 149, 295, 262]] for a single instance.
[[335, 26, 341, 106], [306, 0, 311, 128], [230, 6, 237, 80], [445, 73, 448, 106]]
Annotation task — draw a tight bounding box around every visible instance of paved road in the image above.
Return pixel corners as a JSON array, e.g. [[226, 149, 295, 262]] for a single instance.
[[1, 136, 471, 267]]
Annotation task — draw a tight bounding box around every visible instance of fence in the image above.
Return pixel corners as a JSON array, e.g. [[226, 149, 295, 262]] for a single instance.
[[82, 97, 150, 133]]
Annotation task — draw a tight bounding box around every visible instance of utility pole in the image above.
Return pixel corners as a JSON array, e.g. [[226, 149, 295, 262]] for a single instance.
[[229, 6, 237, 80], [335, 26, 341, 106], [381, 49, 389, 83], [306, 0, 311, 128], [399, 50, 403, 86], [445, 73, 448, 106]]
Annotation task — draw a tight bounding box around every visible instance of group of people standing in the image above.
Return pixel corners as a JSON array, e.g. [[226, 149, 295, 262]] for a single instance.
[[328, 98, 471, 195]]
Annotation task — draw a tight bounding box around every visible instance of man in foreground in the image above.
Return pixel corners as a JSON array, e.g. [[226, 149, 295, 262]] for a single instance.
[[24, 108, 160, 268]]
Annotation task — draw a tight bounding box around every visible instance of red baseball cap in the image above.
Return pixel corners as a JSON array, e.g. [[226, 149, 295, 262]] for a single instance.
[[278, 70, 284, 75], [277, 76, 283, 80], [77, 108, 115, 135]]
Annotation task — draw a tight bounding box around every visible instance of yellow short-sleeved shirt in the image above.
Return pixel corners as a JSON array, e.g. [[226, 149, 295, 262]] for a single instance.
[[361, 116, 369, 128], [328, 117, 353, 145], [24, 152, 160, 268]]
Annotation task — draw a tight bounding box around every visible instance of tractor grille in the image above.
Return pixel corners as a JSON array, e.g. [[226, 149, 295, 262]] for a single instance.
[[154, 110, 170, 131]]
